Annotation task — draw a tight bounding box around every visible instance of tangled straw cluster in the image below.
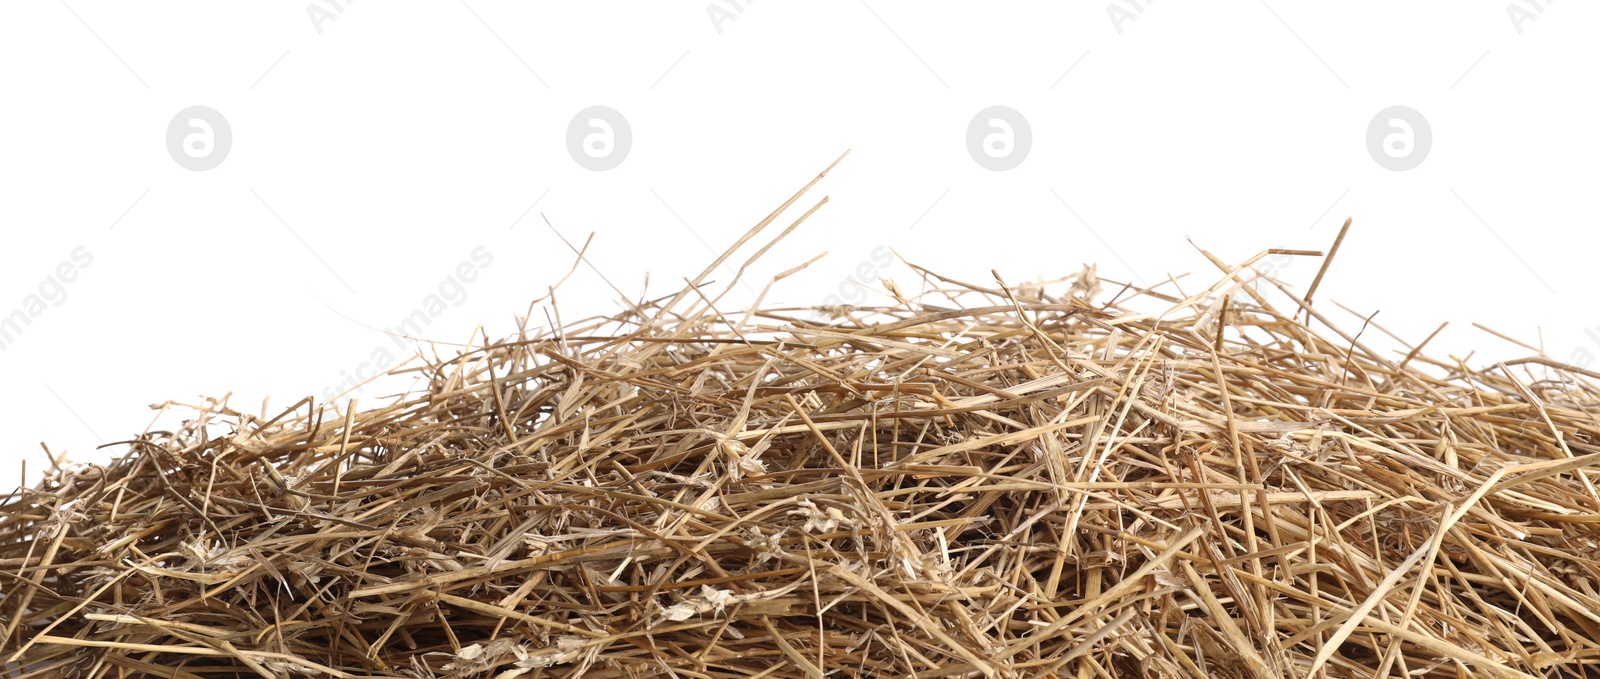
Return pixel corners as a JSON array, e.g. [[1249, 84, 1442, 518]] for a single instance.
[[6, 168, 1600, 678]]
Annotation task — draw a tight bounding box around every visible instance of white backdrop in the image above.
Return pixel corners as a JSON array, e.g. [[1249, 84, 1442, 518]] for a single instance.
[[2, 1, 1596, 490]]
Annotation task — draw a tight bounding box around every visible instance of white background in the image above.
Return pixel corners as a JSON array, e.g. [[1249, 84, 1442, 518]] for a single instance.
[[2, 1, 1596, 490]]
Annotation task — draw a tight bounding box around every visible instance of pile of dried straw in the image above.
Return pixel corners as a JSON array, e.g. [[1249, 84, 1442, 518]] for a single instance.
[[6, 165, 1600, 678]]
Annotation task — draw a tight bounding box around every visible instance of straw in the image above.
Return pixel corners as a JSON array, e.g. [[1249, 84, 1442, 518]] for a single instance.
[[5, 162, 1600, 678]]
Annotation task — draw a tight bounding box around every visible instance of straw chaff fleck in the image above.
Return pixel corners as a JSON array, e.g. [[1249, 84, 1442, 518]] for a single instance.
[[5, 175, 1600, 679]]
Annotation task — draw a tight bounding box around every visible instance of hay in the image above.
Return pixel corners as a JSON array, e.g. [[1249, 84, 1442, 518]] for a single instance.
[[5, 166, 1600, 678]]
